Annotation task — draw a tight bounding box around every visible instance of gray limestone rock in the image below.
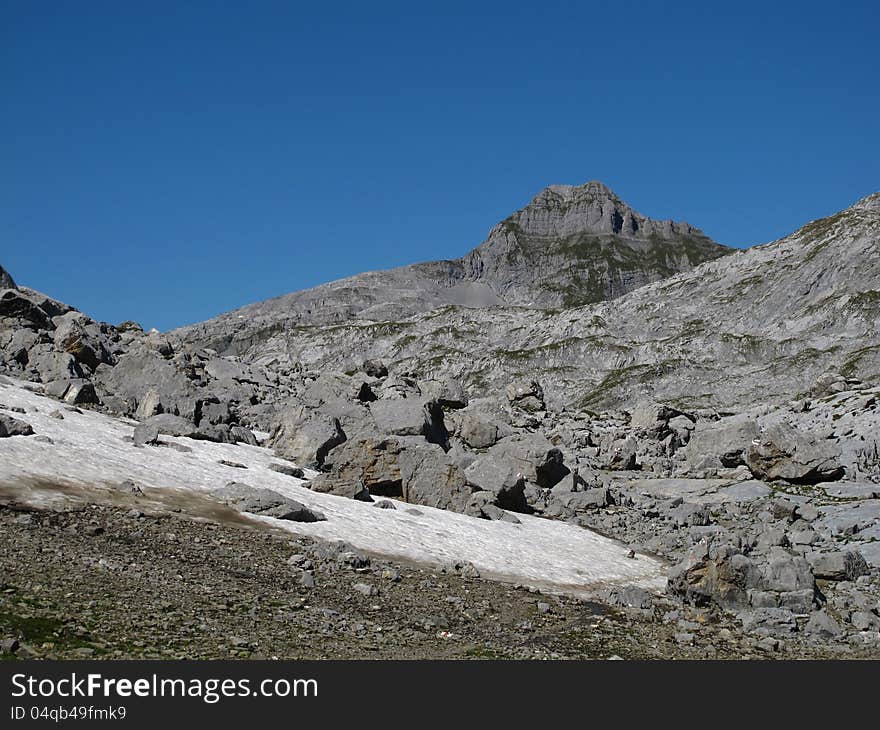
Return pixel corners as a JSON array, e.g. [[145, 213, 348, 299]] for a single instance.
[[746, 423, 844, 484], [0, 413, 34, 438], [211, 482, 325, 522]]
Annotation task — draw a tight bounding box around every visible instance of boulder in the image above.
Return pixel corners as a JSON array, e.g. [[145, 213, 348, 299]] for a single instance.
[[761, 547, 814, 593], [504, 379, 545, 411], [61, 379, 98, 405], [629, 402, 693, 429], [204, 357, 271, 386], [28, 348, 83, 383], [52, 312, 112, 371], [804, 610, 842, 638], [809, 550, 870, 581], [559, 488, 610, 511], [309, 437, 402, 499], [600, 435, 638, 471], [0, 289, 52, 329], [397, 441, 473, 512], [198, 397, 233, 426], [93, 347, 202, 421], [135, 388, 165, 419], [230, 425, 259, 446], [746, 423, 844, 483], [488, 434, 570, 488], [133, 421, 160, 447], [270, 407, 347, 467], [211, 482, 325, 522], [139, 414, 201, 438], [463, 455, 530, 512], [268, 462, 305, 478], [0, 413, 34, 438], [419, 378, 468, 409], [669, 543, 817, 614], [457, 412, 499, 449], [685, 415, 759, 469], [465, 492, 521, 523], [368, 398, 448, 445], [739, 608, 798, 636]]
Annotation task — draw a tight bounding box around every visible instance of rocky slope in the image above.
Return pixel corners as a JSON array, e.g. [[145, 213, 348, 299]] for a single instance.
[[176, 182, 730, 350], [173, 190, 880, 413]]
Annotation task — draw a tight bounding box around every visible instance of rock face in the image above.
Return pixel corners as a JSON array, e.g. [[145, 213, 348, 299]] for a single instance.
[[458, 182, 729, 309]]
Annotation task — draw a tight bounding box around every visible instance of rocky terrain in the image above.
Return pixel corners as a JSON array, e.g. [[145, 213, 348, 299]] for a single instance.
[[2, 501, 873, 660], [2, 182, 880, 659]]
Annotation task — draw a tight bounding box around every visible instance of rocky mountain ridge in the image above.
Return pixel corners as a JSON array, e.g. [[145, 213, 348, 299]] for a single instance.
[[172, 189, 880, 414], [176, 181, 730, 346]]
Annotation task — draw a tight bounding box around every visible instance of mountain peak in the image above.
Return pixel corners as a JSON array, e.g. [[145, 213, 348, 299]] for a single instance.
[[510, 180, 702, 241], [540, 180, 619, 203]]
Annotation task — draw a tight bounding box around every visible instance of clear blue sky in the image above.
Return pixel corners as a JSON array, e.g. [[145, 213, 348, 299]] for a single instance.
[[2, 1, 878, 331]]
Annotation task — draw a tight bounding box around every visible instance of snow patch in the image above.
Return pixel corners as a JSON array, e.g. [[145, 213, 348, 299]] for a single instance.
[[0, 379, 666, 595]]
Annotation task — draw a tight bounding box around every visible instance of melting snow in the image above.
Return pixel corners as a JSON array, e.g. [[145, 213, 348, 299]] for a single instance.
[[0, 378, 666, 595]]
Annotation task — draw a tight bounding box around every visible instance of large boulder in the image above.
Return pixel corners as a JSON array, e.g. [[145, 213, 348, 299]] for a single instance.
[[27, 347, 83, 383], [137, 413, 201, 439], [487, 434, 570, 488], [457, 412, 499, 449], [309, 437, 403, 498], [504, 379, 545, 411], [58, 378, 99, 405], [746, 423, 844, 483], [685, 414, 759, 469], [211, 482, 325, 522], [668, 544, 816, 613], [397, 441, 473, 512], [629, 402, 693, 430], [362, 359, 388, 378], [418, 378, 468, 409], [0, 413, 34, 438], [464, 457, 530, 511], [204, 357, 271, 387], [52, 311, 112, 371], [0, 289, 52, 329], [368, 397, 448, 446], [809, 550, 870, 581], [668, 545, 756, 610], [599, 435, 638, 471], [93, 347, 202, 422], [269, 406, 347, 467]]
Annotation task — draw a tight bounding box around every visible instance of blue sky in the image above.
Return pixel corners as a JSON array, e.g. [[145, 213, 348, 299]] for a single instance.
[[2, 1, 878, 330]]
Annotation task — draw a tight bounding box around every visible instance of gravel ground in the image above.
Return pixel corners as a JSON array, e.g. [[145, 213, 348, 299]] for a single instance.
[[0, 488, 876, 660]]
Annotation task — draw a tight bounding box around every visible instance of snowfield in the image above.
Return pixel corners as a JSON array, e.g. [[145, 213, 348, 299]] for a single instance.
[[0, 378, 666, 595]]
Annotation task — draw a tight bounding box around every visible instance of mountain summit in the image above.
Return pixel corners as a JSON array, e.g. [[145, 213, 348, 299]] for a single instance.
[[178, 182, 730, 349], [460, 182, 729, 307], [503, 181, 701, 239]]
